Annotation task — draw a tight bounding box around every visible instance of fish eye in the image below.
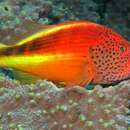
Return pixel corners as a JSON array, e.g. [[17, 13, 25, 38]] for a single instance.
[[119, 46, 125, 52]]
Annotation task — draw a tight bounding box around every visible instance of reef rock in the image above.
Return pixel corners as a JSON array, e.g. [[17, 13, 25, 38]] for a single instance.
[[0, 78, 129, 130]]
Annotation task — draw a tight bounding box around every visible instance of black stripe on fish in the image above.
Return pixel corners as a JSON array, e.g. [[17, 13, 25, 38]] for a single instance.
[[0, 45, 26, 56]]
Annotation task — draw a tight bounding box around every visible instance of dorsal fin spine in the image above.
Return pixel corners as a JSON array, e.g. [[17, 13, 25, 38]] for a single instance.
[[15, 21, 96, 47]]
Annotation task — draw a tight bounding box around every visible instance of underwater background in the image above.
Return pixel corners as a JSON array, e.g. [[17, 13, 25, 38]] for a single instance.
[[0, 0, 129, 130]]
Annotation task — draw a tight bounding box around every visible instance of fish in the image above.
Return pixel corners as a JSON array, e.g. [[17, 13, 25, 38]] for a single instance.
[[0, 20, 130, 86]]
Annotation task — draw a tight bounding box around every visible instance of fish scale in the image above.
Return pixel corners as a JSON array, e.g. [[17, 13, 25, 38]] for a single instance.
[[0, 21, 129, 86]]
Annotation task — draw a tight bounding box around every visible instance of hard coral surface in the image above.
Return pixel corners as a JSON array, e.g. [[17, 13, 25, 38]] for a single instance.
[[0, 78, 129, 130]]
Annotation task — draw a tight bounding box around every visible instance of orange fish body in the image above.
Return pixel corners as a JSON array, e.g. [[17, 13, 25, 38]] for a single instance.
[[0, 21, 130, 86]]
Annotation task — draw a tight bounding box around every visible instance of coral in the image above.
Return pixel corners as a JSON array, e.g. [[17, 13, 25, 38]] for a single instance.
[[0, 78, 129, 130], [0, 0, 99, 29]]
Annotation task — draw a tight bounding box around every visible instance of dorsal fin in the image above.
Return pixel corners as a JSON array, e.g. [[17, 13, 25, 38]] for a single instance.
[[16, 20, 100, 46], [0, 20, 102, 48]]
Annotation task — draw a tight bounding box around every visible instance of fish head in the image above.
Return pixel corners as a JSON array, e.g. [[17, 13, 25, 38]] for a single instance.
[[90, 29, 130, 84]]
